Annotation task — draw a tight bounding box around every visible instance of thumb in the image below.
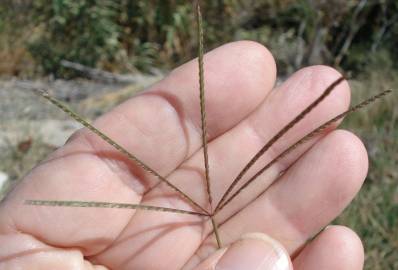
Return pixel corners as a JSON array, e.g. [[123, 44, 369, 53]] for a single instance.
[[194, 233, 292, 270]]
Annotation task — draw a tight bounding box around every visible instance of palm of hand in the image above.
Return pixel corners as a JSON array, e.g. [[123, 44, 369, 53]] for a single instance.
[[0, 42, 367, 270]]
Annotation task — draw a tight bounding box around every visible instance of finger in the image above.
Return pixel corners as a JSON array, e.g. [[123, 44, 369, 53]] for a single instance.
[[214, 65, 351, 215], [61, 40, 276, 191], [161, 65, 350, 213], [94, 66, 351, 268], [0, 234, 109, 270], [293, 225, 364, 270], [0, 41, 275, 256], [211, 130, 367, 254], [193, 233, 292, 270]]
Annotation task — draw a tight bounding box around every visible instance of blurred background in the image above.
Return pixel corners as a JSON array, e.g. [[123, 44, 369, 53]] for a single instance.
[[0, 0, 397, 269]]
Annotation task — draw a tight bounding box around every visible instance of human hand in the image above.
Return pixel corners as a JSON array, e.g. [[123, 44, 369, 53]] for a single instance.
[[0, 41, 366, 269]]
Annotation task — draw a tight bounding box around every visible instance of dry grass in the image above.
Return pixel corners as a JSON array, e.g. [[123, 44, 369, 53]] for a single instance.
[[0, 36, 35, 76], [336, 68, 398, 270], [0, 20, 36, 76]]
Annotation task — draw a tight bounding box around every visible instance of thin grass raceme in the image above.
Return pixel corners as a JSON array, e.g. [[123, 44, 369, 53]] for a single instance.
[[22, 3, 392, 249]]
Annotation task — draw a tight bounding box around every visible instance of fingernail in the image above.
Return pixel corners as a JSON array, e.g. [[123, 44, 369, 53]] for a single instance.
[[215, 233, 291, 270]]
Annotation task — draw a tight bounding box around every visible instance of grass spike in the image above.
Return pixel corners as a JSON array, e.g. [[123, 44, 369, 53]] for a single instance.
[[216, 89, 392, 212], [17, 83, 209, 215], [197, 2, 213, 211], [211, 216, 222, 248], [215, 76, 345, 211], [25, 200, 207, 216]]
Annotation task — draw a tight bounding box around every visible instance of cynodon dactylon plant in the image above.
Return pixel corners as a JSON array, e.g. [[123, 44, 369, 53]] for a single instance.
[[2, 2, 392, 270]]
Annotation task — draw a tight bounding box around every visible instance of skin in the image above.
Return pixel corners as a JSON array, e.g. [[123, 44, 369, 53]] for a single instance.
[[0, 41, 367, 270]]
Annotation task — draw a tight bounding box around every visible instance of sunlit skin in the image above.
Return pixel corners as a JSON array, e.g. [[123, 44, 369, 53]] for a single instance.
[[0, 41, 367, 269]]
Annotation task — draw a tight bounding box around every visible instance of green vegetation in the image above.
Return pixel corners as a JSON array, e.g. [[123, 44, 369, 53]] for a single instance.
[[1, 0, 398, 76], [337, 60, 398, 270]]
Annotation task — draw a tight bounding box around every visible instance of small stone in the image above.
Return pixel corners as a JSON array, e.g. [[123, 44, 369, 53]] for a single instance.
[[0, 171, 9, 191]]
